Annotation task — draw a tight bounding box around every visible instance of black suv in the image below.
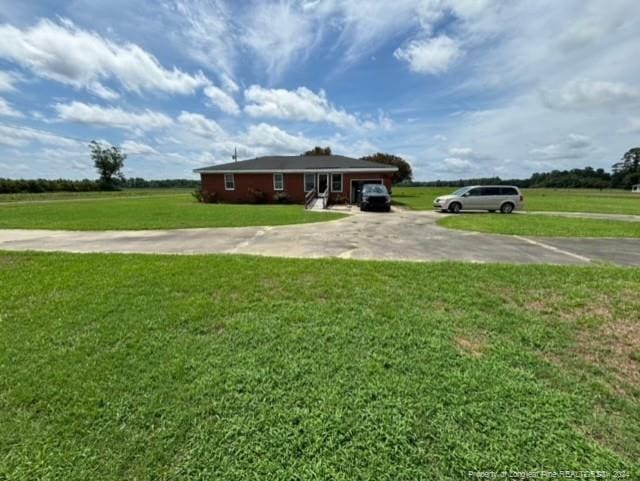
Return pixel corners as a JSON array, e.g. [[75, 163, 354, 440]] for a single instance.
[[360, 184, 391, 212]]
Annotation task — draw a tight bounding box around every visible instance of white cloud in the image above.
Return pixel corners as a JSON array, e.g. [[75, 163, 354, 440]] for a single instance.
[[542, 79, 640, 110], [394, 35, 461, 74], [623, 118, 640, 134], [0, 124, 79, 147], [0, 71, 20, 92], [442, 157, 472, 172], [177, 111, 226, 138], [0, 97, 23, 117], [0, 18, 209, 98], [203, 85, 239, 115], [244, 85, 381, 130], [54, 102, 173, 131], [529, 133, 593, 160], [433, 134, 447, 142], [243, 123, 310, 153], [242, 2, 317, 81], [170, 0, 236, 81], [122, 140, 159, 155], [448, 147, 474, 157]]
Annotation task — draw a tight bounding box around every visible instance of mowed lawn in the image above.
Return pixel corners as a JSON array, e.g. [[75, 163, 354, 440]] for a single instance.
[[0, 193, 345, 230], [0, 188, 193, 203], [1, 252, 639, 479], [394, 187, 640, 215], [439, 214, 640, 237]]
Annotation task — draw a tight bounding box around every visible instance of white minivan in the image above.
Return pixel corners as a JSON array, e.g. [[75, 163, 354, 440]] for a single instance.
[[433, 186, 524, 214]]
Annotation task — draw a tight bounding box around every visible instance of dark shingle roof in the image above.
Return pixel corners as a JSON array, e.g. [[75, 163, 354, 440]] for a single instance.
[[194, 155, 397, 173]]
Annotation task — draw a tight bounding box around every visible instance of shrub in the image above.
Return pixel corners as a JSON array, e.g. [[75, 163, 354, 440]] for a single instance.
[[192, 188, 217, 203], [248, 188, 267, 204], [273, 191, 291, 203]]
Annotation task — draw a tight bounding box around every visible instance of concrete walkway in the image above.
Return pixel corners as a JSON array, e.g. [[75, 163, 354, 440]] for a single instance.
[[1, 210, 639, 265]]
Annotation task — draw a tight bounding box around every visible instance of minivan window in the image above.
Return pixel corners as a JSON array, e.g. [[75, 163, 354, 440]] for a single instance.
[[483, 187, 501, 196], [466, 188, 481, 196], [500, 187, 518, 195]]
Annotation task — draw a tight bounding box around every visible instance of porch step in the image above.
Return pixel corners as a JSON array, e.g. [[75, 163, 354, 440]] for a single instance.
[[308, 197, 325, 211]]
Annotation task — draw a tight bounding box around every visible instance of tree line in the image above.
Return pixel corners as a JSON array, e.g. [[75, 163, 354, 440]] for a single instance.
[[2, 143, 638, 194]]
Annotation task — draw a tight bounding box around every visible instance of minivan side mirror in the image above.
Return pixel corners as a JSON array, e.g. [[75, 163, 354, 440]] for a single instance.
[[462, 192, 470, 197]]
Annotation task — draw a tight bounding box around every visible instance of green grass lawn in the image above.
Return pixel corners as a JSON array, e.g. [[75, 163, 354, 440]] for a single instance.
[[0, 194, 345, 230], [0, 188, 193, 203], [1, 252, 639, 479], [394, 187, 640, 215], [438, 214, 640, 238]]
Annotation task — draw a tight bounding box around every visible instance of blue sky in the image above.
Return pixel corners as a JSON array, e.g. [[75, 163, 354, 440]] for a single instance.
[[0, 0, 639, 181]]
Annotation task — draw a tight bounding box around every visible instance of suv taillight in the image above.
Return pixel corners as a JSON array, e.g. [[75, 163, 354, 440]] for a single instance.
[[519, 195, 524, 201]]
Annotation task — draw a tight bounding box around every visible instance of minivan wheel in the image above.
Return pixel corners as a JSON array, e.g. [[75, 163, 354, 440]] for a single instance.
[[449, 202, 461, 214], [500, 202, 514, 214]]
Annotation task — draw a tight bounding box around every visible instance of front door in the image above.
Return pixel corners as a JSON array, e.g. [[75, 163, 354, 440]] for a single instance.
[[318, 174, 328, 196]]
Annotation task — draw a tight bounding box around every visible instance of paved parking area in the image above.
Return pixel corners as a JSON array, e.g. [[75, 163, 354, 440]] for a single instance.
[[1, 210, 639, 265]]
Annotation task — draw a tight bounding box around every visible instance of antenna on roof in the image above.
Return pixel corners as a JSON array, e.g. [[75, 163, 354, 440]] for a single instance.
[[232, 147, 238, 163]]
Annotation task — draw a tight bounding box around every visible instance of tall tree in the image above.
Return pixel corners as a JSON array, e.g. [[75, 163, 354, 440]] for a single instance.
[[304, 146, 332, 156], [360, 153, 413, 184], [90, 141, 126, 190], [611, 147, 640, 189]]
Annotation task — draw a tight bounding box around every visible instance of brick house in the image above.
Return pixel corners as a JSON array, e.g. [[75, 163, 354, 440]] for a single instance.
[[194, 155, 398, 205]]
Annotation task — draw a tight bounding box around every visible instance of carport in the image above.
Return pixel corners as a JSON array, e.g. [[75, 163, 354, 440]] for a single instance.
[[350, 179, 382, 204]]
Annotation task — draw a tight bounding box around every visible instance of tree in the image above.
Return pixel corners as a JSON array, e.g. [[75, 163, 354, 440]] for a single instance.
[[304, 146, 332, 156], [360, 152, 413, 184], [90, 141, 126, 189], [611, 147, 640, 189]]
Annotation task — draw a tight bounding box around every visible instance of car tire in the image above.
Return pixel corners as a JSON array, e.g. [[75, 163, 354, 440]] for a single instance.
[[360, 205, 366, 212], [385, 206, 391, 212], [449, 202, 461, 214], [500, 202, 514, 214]]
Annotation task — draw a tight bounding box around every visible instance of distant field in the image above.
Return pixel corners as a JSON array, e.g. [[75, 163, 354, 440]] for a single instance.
[[439, 213, 640, 238], [394, 187, 640, 215], [1, 252, 639, 479], [0, 188, 192, 203], [0, 193, 344, 230]]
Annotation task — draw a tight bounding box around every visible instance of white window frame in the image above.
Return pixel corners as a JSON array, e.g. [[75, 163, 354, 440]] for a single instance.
[[224, 173, 235, 190], [331, 173, 343, 192], [304, 173, 316, 193], [273, 173, 284, 191]]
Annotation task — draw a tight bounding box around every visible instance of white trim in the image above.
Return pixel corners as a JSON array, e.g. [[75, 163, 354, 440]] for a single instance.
[[350, 178, 382, 203], [304, 173, 316, 193], [331, 173, 343, 193], [273, 173, 284, 191], [194, 167, 397, 174], [224, 173, 235, 191]]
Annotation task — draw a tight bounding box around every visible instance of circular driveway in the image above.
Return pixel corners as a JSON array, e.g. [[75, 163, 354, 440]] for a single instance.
[[1, 209, 639, 265]]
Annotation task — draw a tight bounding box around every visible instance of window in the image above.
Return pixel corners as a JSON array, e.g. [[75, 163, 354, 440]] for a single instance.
[[273, 173, 284, 191], [304, 173, 316, 192], [467, 188, 481, 196], [331, 173, 342, 192], [483, 187, 501, 196], [500, 187, 518, 195], [224, 173, 235, 190]]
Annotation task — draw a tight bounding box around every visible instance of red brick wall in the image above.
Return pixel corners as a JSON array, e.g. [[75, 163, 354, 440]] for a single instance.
[[200, 172, 393, 204]]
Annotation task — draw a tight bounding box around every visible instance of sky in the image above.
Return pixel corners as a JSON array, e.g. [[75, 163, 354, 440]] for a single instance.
[[0, 0, 639, 181]]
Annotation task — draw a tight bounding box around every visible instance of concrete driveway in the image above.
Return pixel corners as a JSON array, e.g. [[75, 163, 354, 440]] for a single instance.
[[1, 209, 639, 265]]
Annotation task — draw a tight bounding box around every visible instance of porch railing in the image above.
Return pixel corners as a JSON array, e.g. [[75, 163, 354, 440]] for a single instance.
[[304, 189, 316, 209], [322, 187, 330, 209]]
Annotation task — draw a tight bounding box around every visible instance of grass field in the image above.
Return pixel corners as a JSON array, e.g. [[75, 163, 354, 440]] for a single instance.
[[0, 188, 193, 203], [438, 214, 640, 238], [394, 187, 640, 215], [1, 252, 638, 479], [0, 193, 344, 230]]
